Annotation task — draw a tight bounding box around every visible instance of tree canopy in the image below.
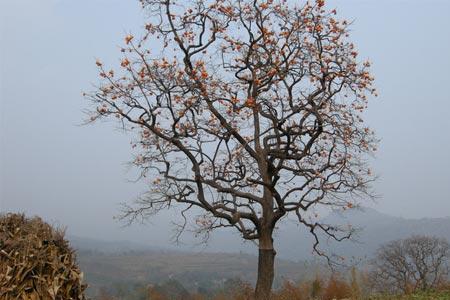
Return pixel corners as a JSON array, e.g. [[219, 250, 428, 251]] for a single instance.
[[86, 0, 378, 297]]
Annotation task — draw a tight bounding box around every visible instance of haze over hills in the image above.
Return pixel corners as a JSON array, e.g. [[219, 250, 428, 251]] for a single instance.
[[70, 208, 450, 261], [68, 235, 164, 254], [71, 208, 450, 296], [317, 207, 450, 260]]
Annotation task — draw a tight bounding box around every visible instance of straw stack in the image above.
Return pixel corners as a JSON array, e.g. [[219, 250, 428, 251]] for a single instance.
[[0, 213, 87, 300]]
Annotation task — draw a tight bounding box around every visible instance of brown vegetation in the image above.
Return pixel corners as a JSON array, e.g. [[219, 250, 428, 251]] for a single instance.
[[268, 274, 353, 300], [94, 270, 370, 300], [0, 213, 87, 300]]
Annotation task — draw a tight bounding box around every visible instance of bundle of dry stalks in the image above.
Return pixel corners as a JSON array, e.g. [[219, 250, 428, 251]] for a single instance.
[[0, 213, 87, 300]]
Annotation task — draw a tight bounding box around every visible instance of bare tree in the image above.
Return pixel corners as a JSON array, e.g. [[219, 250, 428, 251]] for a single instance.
[[86, 0, 377, 298], [370, 235, 450, 294]]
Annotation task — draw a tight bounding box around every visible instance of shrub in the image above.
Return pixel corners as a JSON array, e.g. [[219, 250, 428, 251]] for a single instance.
[[271, 281, 305, 300], [369, 235, 450, 294], [322, 275, 351, 300]]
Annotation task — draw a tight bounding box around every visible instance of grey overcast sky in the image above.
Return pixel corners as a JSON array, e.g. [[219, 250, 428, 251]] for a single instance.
[[1, 0, 450, 245]]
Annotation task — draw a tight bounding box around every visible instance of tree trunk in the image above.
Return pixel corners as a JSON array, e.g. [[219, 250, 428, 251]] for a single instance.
[[255, 179, 276, 299], [255, 248, 276, 299]]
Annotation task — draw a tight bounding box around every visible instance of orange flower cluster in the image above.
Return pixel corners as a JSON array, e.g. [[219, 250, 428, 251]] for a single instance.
[[120, 58, 130, 67], [124, 34, 133, 44]]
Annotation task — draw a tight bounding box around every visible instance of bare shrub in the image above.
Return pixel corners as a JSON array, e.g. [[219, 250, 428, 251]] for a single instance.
[[322, 275, 351, 300], [310, 275, 324, 299], [270, 274, 354, 300], [271, 281, 305, 300], [369, 235, 450, 294]]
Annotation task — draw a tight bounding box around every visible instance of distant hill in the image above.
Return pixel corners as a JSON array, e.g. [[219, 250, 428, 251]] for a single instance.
[[77, 250, 319, 297], [68, 235, 159, 253], [71, 208, 450, 261], [273, 207, 450, 260], [170, 207, 450, 261]]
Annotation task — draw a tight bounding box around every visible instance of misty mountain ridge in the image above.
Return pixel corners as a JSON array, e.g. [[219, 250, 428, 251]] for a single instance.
[[68, 235, 157, 254], [69, 208, 450, 261]]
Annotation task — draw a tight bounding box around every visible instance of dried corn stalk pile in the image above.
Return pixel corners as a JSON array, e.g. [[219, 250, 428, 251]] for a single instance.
[[0, 213, 87, 300]]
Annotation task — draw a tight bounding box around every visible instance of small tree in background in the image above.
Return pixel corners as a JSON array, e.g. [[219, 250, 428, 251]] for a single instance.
[[370, 235, 450, 294], [86, 0, 378, 298]]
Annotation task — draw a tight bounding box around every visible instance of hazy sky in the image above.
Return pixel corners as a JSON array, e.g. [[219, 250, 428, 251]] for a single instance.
[[1, 0, 450, 245]]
